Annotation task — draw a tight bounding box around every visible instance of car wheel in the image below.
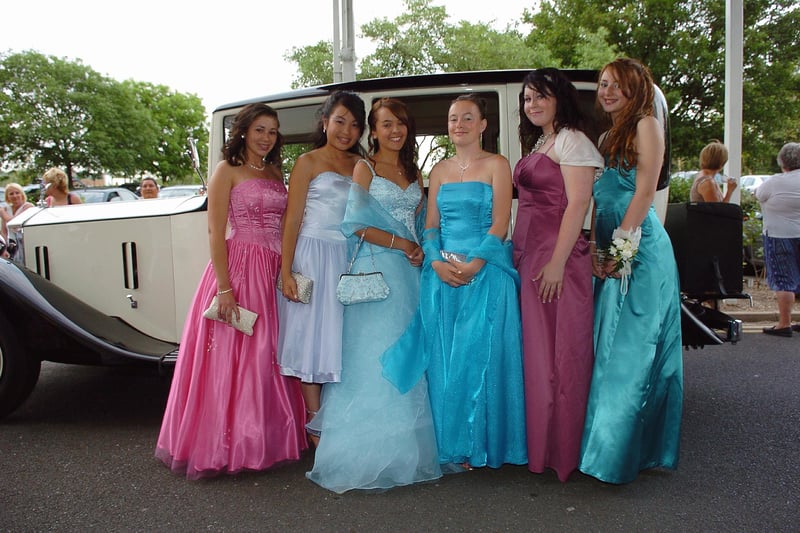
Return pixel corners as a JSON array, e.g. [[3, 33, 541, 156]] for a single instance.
[[0, 313, 41, 419]]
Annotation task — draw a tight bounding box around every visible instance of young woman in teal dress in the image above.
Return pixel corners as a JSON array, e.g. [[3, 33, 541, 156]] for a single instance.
[[384, 94, 527, 471], [579, 58, 683, 484], [306, 98, 441, 493]]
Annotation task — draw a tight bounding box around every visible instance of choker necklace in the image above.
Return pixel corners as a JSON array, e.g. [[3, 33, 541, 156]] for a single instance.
[[456, 158, 471, 181], [532, 131, 554, 153], [247, 160, 266, 171]]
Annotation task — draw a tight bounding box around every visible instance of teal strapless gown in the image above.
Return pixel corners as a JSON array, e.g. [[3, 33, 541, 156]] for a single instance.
[[423, 182, 527, 468], [579, 166, 683, 484]]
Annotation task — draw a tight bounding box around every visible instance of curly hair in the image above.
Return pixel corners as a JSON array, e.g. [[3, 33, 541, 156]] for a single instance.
[[367, 98, 419, 183], [312, 91, 366, 156], [518, 68, 588, 155], [223, 103, 284, 167], [42, 167, 69, 194], [597, 58, 655, 171]]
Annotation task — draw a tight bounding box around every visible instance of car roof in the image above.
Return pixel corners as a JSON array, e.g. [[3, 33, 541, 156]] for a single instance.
[[213, 69, 599, 112]]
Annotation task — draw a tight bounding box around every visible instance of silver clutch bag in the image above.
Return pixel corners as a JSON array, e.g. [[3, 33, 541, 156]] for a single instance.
[[202, 296, 259, 336], [276, 271, 313, 304], [441, 250, 468, 263]]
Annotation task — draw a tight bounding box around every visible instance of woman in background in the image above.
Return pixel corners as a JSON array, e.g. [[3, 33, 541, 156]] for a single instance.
[[43, 167, 82, 206], [690, 140, 737, 203], [580, 58, 683, 484], [307, 98, 440, 493], [140, 177, 160, 199], [156, 103, 307, 479], [512, 68, 602, 482], [277, 91, 366, 447]]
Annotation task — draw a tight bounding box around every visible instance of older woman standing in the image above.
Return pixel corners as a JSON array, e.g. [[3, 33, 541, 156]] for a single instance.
[[755, 142, 800, 337], [1, 183, 34, 240]]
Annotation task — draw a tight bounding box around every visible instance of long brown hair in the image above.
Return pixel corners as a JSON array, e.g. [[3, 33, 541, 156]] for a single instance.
[[367, 98, 419, 183], [223, 103, 284, 167], [597, 58, 655, 171]]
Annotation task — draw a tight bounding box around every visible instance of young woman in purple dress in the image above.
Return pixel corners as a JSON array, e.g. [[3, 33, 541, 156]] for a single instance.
[[511, 68, 603, 482]]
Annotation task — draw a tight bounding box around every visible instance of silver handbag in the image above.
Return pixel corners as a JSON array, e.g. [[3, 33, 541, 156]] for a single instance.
[[276, 271, 313, 304], [336, 231, 390, 305]]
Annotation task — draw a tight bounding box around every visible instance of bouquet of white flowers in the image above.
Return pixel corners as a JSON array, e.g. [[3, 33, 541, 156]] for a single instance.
[[605, 226, 641, 294]]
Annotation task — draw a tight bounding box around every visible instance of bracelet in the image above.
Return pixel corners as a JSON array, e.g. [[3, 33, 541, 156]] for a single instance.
[[389, 234, 395, 249], [217, 288, 233, 296]]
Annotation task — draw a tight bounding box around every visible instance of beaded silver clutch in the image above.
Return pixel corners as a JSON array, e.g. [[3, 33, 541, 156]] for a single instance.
[[202, 296, 258, 336], [276, 271, 313, 304]]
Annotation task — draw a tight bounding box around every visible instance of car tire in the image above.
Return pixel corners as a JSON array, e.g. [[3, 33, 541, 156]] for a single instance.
[[0, 313, 42, 420]]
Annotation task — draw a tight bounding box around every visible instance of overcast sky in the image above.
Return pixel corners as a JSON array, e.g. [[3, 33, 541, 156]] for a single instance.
[[2, 0, 530, 114]]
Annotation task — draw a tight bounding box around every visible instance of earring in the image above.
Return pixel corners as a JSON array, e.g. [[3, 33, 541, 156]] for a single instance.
[[323, 128, 327, 134], [241, 134, 245, 139]]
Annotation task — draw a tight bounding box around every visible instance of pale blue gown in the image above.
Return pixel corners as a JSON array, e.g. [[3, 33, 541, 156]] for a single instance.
[[306, 165, 441, 493], [579, 165, 683, 484]]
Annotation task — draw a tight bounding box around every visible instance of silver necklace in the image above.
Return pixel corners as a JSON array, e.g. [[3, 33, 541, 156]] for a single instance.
[[531, 132, 553, 153], [247, 160, 266, 171], [456, 158, 471, 181]]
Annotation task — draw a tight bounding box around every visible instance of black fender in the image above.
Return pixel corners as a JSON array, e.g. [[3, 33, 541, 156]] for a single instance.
[[0, 258, 178, 368]]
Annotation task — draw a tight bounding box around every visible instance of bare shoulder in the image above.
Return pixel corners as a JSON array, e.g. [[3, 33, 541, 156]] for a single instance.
[[637, 115, 663, 138]]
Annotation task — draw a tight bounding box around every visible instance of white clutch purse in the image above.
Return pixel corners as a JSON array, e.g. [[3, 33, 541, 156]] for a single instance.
[[276, 271, 313, 304], [202, 296, 258, 336]]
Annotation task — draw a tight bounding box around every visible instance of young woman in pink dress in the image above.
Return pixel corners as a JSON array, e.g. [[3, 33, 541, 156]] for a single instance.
[[511, 69, 603, 481], [156, 103, 307, 479]]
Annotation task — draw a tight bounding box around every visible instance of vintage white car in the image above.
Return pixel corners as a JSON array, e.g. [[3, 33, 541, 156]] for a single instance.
[[0, 69, 740, 419]]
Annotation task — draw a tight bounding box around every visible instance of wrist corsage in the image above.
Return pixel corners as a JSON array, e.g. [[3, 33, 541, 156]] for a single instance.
[[605, 226, 641, 295]]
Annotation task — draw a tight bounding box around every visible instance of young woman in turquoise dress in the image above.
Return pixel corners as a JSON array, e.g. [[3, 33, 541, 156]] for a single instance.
[[384, 94, 526, 471], [156, 104, 307, 479], [306, 98, 441, 493], [512, 68, 603, 482], [277, 91, 366, 447], [580, 58, 683, 484]]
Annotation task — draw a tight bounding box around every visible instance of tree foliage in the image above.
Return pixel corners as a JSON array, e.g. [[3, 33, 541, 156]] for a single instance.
[[527, 0, 800, 172], [0, 50, 208, 184]]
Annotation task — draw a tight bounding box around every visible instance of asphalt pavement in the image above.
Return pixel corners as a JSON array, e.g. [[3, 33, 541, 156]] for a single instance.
[[1, 331, 798, 532]]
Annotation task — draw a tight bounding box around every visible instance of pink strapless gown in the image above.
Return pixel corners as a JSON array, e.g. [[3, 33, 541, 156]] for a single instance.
[[156, 178, 307, 479]]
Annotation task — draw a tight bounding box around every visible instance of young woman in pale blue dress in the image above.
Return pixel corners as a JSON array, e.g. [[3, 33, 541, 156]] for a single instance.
[[580, 58, 683, 484], [277, 91, 366, 446], [384, 94, 527, 471], [307, 98, 441, 493]]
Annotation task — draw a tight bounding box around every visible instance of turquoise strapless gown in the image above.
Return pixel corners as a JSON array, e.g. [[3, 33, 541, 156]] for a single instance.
[[415, 182, 527, 468], [579, 166, 683, 484]]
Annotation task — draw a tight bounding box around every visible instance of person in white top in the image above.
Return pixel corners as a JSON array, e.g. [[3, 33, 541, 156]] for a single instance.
[[755, 142, 800, 336]]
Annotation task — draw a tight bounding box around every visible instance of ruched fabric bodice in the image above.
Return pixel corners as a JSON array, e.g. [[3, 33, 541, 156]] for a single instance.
[[227, 178, 287, 254], [439, 181, 493, 254], [300, 171, 352, 241]]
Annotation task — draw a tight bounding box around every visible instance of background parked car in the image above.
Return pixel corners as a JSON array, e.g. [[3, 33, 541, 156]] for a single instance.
[[158, 184, 206, 198], [740, 174, 770, 193], [77, 187, 140, 203]]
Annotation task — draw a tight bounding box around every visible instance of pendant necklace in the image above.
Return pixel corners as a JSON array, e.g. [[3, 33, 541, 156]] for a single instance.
[[532, 131, 553, 153], [247, 160, 266, 171], [456, 158, 471, 181]]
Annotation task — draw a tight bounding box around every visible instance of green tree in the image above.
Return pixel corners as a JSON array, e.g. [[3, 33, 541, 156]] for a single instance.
[[125, 81, 209, 183], [284, 41, 335, 88], [527, 0, 800, 172], [0, 50, 157, 181]]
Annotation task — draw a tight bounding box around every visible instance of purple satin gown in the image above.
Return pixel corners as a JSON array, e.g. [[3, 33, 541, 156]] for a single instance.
[[512, 152, 594, 482], [156, 178, 307, 479]]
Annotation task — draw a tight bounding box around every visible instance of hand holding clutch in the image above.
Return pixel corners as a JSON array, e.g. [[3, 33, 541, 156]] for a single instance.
[[202, 296, 258, 336]]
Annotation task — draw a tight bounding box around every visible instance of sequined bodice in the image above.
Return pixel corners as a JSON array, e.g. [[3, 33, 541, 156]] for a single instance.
[[370, 176, 421, 238], [227, 178, 287, 251]]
